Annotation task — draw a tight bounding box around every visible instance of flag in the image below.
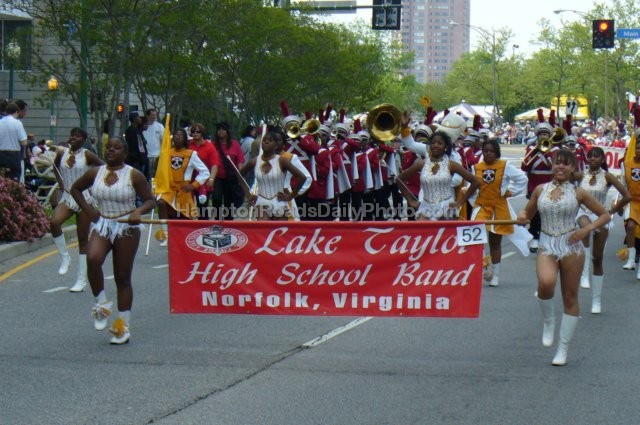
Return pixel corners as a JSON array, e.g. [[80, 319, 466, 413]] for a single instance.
[[154, 113, 172, 195], [625, 128, 637, 164]]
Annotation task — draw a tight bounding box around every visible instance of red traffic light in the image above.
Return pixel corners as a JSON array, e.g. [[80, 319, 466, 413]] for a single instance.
[[592, 19, 615, 49]]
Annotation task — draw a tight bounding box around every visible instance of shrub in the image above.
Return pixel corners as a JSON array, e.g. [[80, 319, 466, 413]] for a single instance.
[[0, 177, 50, 242]]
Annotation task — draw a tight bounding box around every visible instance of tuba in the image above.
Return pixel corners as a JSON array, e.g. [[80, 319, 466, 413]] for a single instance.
[[367, 103, 402, 142], [551, 127, 567, 145]]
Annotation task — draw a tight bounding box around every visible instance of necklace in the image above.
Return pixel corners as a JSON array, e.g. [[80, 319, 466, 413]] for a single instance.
[[430, 156, 443, 175], [104, 164, 125, 186], [588, 168, 599, 186]]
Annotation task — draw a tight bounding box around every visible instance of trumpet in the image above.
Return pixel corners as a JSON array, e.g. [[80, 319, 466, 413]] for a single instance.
[[367, 103, 402, 142]]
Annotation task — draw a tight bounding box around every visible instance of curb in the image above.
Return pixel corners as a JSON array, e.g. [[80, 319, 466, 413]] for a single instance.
[[0, 225, 77, 263]]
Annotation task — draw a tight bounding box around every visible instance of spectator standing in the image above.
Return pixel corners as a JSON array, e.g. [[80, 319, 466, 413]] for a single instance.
[[212, 122, 245, 220], [0, 102, 28, 180], [188, 123, 220, 220], [142, 108, 164, 178], [124, 113, 149, 180]]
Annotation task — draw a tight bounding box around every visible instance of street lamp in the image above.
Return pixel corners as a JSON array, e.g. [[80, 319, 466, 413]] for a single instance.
[[512, 44, 520, 57], [48, 77, 58, 142], [6, 41, 21, 100], [553, 9, 589, 18], [450, 20, 498, 125]]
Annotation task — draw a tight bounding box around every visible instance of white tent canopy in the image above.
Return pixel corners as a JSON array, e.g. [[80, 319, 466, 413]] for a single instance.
[[514, 107, 551, 122], [433, 102, 493, 121]]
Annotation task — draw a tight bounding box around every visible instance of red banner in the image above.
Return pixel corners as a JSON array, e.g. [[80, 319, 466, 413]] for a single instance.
[[168, 221, 483, 317]]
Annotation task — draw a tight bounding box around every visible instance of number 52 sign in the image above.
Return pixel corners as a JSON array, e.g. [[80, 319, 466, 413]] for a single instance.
[[456, 224, 488, 246]]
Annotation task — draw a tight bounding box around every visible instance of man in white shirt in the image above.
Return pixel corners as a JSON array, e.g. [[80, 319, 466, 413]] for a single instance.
[[142, 108, 164, 178], [0, 102, 28, 180]]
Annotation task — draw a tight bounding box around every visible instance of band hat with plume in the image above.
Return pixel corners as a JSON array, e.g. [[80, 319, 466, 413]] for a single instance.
[[279, 100, 300, 129], [436, 112, 467, 141]]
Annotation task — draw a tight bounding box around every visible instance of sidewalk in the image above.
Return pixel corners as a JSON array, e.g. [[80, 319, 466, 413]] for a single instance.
[[0, 225, 77, 264]]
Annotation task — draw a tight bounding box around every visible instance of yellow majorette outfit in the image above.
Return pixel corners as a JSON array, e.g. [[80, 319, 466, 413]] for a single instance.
[[472, 159, 528, 234], [254, 154, 290, 217], [417, 156, 457, 220], [58, 147, 96, 211], [157, 148, 209, 219], [621, 157, 640, 225], [90, 165, 141, 242], [578, 168, 612, 230], [537, 181, 583, 259]]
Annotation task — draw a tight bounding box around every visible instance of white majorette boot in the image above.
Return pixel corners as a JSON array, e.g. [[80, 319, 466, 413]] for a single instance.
[[580, 246, 590, 288], [552, 313, 579, 366], [537, 296, 555, 347], [69, 254, 88, 292], [489, 263, 500, 287], [623, 247, 636, 270], [53, 234, 71, 275], [591, 275, 603, 314]]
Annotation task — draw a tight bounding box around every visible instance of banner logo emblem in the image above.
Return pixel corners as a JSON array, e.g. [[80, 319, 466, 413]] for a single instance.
[[185, 226, 247, 255]]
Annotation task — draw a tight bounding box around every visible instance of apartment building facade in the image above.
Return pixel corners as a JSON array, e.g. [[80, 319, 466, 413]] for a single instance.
[[400, 0, 469, 83]]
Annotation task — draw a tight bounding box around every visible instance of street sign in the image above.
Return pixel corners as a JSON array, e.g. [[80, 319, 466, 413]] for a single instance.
[[566, 99, 578, 116], [617, 28, 640, 39], [372, 0, 401, 30]]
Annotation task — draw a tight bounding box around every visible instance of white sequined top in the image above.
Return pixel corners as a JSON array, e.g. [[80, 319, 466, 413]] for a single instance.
[[538, 181, 579, 236], [91, 165, 137, 218], [579, 168, 608, 206], [60, 148, 90, 191], [419, 156, 454, 204], [255, 155, 285, 200]]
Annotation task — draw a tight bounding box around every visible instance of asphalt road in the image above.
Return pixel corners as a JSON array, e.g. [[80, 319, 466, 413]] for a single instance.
[[2, 146, 640, 425]]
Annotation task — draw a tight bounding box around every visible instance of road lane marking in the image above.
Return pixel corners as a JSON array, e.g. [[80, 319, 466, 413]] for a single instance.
[[44, 287, 69, 293], [152, 264, 168, 269], [0, 242, 79, 283], [302, 316, 373, 348]]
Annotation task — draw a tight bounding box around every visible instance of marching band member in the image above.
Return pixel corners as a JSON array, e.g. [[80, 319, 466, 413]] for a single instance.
[[280, 100, 320, 220], [471, 138, 528, 287], [332, 116, 361, 221], [362, 131, 381, 221], [575, 146, 629, 311], [620, 126, 640, 272], [239, 127, 306, 221], [326, 109, 351, 220], [397, 113, 479, 221], [517, 149, 610, 366], [51, 128, 104, 292], [70, 137, 156, 345], [521, 109, 560, 253], [156, 128, 209, 228], [376, 139, 399, 220]]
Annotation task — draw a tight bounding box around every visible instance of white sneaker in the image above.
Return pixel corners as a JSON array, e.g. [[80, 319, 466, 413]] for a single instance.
[[489, 275, 499, 287], [623, 259, 636, 270], [636, 268, 640, 280], [58, 253, 71, 275], [91, 301, 112, 331], [159, 239, 168, 247], [69, 278, 87, 293]]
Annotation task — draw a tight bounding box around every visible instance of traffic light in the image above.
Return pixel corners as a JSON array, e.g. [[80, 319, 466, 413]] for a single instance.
[[116, 103, 125, 119], [592, 19, 615, 49]]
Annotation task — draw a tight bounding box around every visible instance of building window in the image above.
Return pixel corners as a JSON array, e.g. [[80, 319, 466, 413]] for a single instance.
[[1, 19, 32, 71]]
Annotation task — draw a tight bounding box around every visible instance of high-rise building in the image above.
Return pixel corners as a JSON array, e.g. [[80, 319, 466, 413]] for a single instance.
[[400, 0, 469, 83]]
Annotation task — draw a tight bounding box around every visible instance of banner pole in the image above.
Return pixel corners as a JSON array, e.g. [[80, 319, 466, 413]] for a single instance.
[[144, 208, 154, 256]]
